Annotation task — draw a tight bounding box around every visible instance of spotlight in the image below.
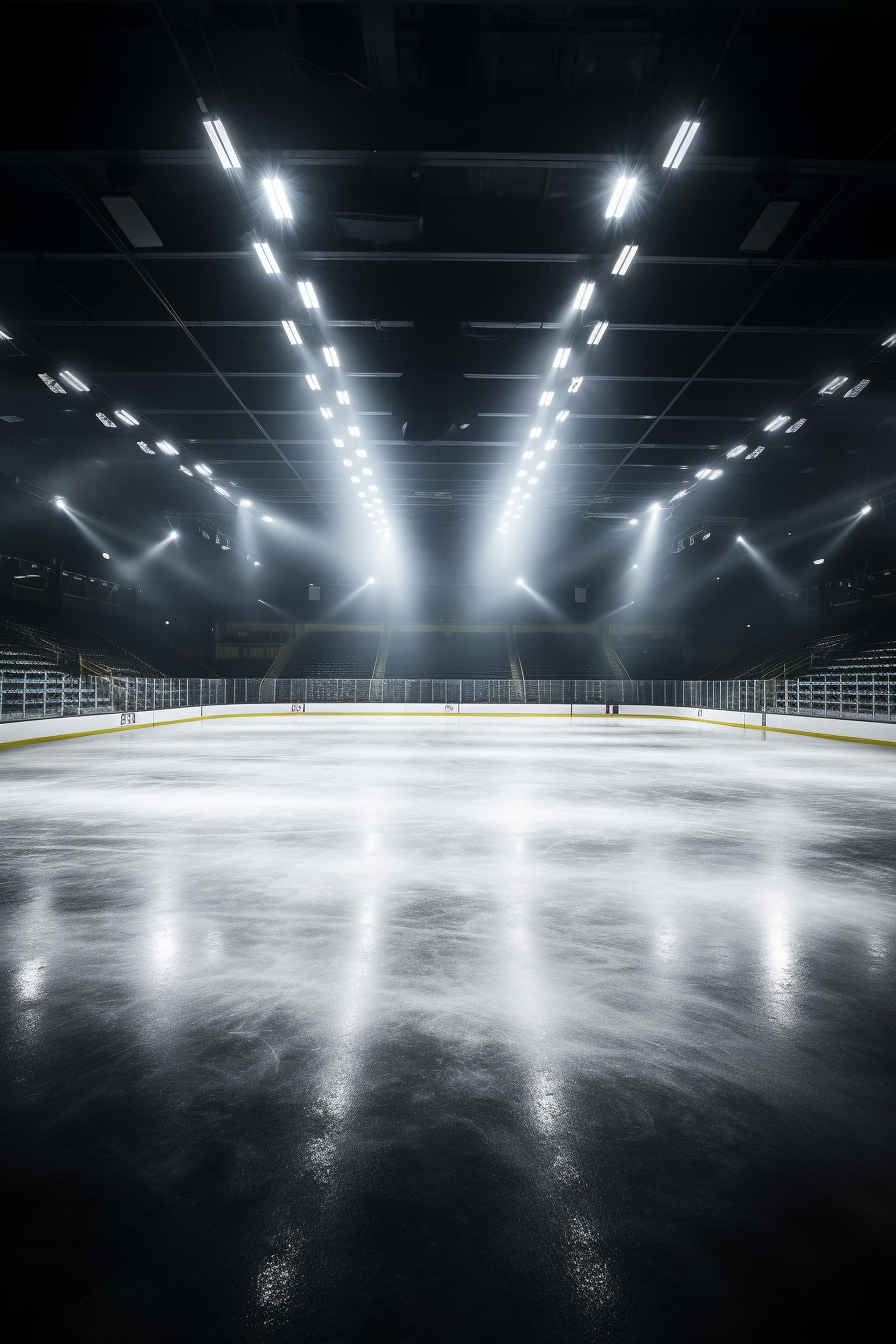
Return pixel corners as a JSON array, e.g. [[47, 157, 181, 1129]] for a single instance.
[[53, 496, 66, 508], [516, 577, 524, 585], [813, 558, 824, 565], [239, 499, 253, 506], [736, 535, 744, 543], [861, 504, 871, 515], [632, 563, 638, 569], [261, 515, 273, 522], [629, 518, 638, 525], [254, 560, 261, 566], [368, 577, 376, 584], [169, 531, 178, 540], [102, 552, 110, 559], [650, 502, 660, 510]]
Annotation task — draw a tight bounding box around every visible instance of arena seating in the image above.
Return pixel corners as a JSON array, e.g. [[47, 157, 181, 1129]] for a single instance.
[[0, 600, 211, 677], [516, 632, 617, 680], [385, 631, 510, 679], [710, 611, 896, 679], [279, 630, 381, 678]]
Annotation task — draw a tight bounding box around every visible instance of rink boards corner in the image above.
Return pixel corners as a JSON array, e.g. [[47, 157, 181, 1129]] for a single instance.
[[3, 699, 896, 750]]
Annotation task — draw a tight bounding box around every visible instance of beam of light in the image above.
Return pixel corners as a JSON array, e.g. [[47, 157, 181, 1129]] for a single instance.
[[515, 578, 564, 620], [735, 535, 789, 589], [326, 578, 378, 617], [50, 502, 109, 551]]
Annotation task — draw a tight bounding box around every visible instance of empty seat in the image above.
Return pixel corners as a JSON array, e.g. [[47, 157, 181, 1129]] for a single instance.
[[384, 632, 510, 679], [516, 633, 615, 680], [280, 631, 380, 678]]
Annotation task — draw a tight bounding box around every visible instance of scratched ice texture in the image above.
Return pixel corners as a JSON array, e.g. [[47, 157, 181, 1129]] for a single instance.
[[2, 716, 895, 1343]]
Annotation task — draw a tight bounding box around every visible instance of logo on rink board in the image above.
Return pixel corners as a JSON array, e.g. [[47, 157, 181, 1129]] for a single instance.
[[444, 704, 457, 712], [291, 703, 305, 713], [120, 712, 136, 726]]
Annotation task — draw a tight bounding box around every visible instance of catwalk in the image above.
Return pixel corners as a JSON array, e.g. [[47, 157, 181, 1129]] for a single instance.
[[2, 717, 895, 1342]]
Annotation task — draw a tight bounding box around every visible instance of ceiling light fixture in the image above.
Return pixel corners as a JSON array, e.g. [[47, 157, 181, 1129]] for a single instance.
[[137, 441, 154, 454], [178, 465, 193, 476], [586, 321, 609, 346], [322, 346, 339, 367], [213, 485, 231, 497], [298, 281, 319, 308], [59, 370, 89, 392], [708, 469, 723, 480], [663, 120, 700, 169], [336, 390, 350, 404], [538, 391, 554, 406], [726, 445, 748, 458], [38, 373, 66, 393], [348, 426, 360, 437], [545, 439, 557, 450], [765, 415, 790, 431], [882, 334, 896, 348], [844, 379, 870, 398], [304, 374, 321, 391], [240, 498, 252, 506], [95, 412, 116, 428], [813, 558, 824, 565], [529, 426, 542, 438], [695, 468, 711, 479], [156, 440, 179, 455], [553, 347, 571, 368], [282, 319, 302, 346], [262, 177, 292, 220], [745, 446, 765, 459], [261, 515, 273, 522], [568, 376, 583, 394], [556, 409, 569, 422], [253, 241, 279, 275], [320, 407, 333, 419], [611, 243, 638, 275], [195, 464, 212, 476], [203, 118, 240, 169], [114, 410, 139, 426], [573, 281, 595, 310], [786, 418, 806, 433], [820, 376, 848, 395], [606, 176, 637, 218], [333, 437, 345, 448], [861, 504, 871, 515]]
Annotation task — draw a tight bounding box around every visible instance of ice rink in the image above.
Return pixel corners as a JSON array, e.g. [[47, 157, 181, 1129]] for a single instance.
[[3, 715, 895, 1342]]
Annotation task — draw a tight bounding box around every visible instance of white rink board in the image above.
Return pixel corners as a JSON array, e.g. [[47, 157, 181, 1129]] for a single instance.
[[3, 699, 896, 749]]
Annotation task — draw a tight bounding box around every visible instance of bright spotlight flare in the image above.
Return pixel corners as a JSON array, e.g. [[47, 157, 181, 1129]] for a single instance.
[[663, 119, 700, 169], [262, 177, 292, 220], [605, 176, 637, 219], [573, 281, 595, 311]]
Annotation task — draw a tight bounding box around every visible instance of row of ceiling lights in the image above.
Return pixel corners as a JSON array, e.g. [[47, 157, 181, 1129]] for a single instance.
[[497, 119, 703, 538], [492, 113, 895, 538]]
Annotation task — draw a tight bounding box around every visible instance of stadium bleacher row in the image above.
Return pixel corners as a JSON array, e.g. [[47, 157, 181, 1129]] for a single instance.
[[0, 600, 212, 678], [710, 610, 896, 680]]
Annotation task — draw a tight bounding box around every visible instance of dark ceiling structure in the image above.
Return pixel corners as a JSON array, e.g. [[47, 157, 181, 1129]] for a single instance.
[[1, 1, 894, 613]]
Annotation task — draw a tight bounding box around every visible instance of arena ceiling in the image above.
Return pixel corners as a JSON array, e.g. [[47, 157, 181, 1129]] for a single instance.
[[1, 0, 894, 596]]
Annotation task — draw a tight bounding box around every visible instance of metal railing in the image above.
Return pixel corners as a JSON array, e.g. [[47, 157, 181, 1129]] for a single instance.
[[1, 673, 894, 724]]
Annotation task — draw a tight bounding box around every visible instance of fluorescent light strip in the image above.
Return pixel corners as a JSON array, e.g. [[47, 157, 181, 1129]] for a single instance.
[[305, 373, 321, 390], [348, 426, 360, 437], [726, 445, 747, 458], [253, 241, 280, 275], [156, 441, 179, 455], [663, 120, 700, 169], [573, 281, 595, 310], [764, 415, 790, 431], [195, 464, 212, 476], [587, 321, 609, 346], [529, 427, 542, 438], [556, 409, 569, 422], [203, 119, 240, 170], [262, 177, 292, 220], [59, 370, 89, 392], [114, 410, 139, 426], [282, 319, 302, 345], [320, 407, 333, 419], [298, 281, 319, 309], [612, 244, 638, 275], [322, 346, 339, 367], [539, 391, 554, 406], [820, 376, 848, 395], [606, 176, 637, 219], [553, 347, 571, 368], [336, 390, 350, 404], [568, 377, 583, 394]]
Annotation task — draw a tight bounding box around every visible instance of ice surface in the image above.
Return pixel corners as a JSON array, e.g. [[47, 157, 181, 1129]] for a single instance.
[[2, 717, 895, 1341]]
